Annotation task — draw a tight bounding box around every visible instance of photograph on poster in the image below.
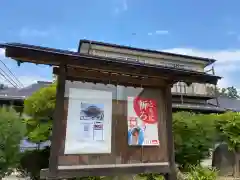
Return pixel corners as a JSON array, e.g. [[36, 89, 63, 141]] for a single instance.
[[80, 103, 104, 121], [79, 103, 104, 141], [64, 88, 112, 154], [127, 96, 160, 146]]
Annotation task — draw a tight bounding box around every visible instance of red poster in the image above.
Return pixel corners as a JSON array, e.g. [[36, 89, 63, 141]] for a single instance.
[[128, 97, 159, 146]]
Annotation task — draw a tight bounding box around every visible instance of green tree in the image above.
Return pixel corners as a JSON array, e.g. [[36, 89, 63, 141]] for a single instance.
[[223, 86, 239, 99], [214, 111, 240, 176], [206, 86, 240, 99], [23, 83, 56, 143], [173, 112, 216, 169], [18, 84, 56, 180], [215, 111, 240, 150], [0, 107, 26, 179]]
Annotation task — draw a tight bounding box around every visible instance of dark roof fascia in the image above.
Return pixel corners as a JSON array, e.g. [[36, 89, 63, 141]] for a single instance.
[[79, 39, 216, 66], [0, 95, 25, 101], [172, 103, 226, 113], [208, 102, 240, 112], [0, 43, 221, 85], [172, 92, 216, 100]]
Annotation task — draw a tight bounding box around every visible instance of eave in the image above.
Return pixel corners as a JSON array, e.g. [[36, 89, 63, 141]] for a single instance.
[[172, 92, 216, 100], [172, 103, 226, 113], [0, 43, 221, 87], [79, 39, 216, 66]]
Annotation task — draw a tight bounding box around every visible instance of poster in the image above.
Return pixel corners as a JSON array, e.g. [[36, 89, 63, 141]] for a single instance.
[[79, 103, 104, 141], [64, 88, 112, 154], [127, 97, 159, 146]]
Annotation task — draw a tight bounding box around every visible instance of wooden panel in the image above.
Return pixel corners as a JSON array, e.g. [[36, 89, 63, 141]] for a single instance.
[[41, 162, 170, 178], [53, 67, 168, 88], [164, 85, 177, 179], [57, 83, 168, 166]]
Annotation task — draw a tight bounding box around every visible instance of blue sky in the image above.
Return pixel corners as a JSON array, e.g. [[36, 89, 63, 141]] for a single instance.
[[0, 0, 240, 88]]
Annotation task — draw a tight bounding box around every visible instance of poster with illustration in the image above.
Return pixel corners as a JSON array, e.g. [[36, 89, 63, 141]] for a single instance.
[[127, 96, 159, 146]]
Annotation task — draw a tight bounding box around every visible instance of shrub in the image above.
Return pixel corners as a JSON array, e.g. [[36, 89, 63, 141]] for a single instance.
[[215, 111, 240, 150], [0, 107, 26, 179], [173, 112, 216, 169], [137, 173, 164, 180], [187, 166, 218, 180]]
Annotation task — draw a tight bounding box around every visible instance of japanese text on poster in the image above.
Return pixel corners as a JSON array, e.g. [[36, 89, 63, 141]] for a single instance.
[[127, 97, 159, 146]]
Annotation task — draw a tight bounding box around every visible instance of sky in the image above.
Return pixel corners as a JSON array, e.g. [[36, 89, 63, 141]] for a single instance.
[[0, 0, 240, 89]]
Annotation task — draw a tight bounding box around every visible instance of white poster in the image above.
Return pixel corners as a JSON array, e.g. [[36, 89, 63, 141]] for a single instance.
[[64, 88, 112, 154], [127, 96, 160, 146]]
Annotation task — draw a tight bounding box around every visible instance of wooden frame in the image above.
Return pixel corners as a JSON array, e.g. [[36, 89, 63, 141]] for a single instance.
[[0, 42, 221, 180], [47, 73, 171, 178]]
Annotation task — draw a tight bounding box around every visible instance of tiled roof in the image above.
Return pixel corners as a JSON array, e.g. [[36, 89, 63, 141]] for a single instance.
[[208, 97, 240, 112], [0, 81, 52, 100], [172, 102, 226, 112]]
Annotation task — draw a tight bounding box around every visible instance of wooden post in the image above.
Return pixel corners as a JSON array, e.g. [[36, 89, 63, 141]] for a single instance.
[[164, 84, 177, 180], [48, 64, 66, 179]]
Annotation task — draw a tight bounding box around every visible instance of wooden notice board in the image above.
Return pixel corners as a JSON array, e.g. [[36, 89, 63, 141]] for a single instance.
[[51, 81, 171, 178]]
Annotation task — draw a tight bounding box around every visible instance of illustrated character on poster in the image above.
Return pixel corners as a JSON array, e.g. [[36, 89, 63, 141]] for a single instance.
[[128, 126, 145, 145], [128, 97, 159, 146]]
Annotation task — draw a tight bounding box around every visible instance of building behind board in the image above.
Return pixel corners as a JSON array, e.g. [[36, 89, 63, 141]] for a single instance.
[[0, 40, 227, 114], [78, 40, 225, 114]]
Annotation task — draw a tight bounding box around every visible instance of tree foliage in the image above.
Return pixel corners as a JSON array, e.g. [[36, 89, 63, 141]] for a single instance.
[[173, 112, 216, 168], [0, 107, 26, 179], [219, 86, 239, 99], [207, 86, 240, 99], [23, 83, 56, 143], [215, 111, 240, 150]]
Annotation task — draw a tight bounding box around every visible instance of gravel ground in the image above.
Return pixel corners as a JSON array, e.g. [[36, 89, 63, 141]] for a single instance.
[[2, 175, 29, 180]]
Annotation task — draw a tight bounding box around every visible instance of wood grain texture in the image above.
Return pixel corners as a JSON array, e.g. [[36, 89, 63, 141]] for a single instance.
[[57, 83, 168, 167]]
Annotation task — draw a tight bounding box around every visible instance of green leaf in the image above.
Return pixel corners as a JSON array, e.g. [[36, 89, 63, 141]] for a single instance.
[[0, 107, 26, 178]]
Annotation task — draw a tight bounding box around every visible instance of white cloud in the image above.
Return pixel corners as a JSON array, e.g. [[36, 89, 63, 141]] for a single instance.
[[122, 0, 128, 11], [19, 28, 50, 38], [155, 30, 169, 35], [227, 31, 236, 35], [0, 75, 52, 88], [162, 48, 240, 64], [0, 50, 52, 88], [17, 76, 52, 87], [68, 48, 77, 52], [148, 30, 169, 36], [114, 0, 128, 14], [162, 48, 240, 88]]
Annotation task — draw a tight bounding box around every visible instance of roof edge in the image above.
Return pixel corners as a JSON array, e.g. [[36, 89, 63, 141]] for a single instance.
[[1, 42, 221, 85], [79, 39, 216, 66]]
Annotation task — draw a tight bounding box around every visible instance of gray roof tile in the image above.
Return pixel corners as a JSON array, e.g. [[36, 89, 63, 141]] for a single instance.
[[208, 97, 240, 112], [0, 81, 52, 100]]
